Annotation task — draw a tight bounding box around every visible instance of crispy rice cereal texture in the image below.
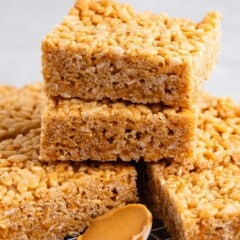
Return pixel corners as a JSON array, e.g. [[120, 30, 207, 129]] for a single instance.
[[40, 98, 196, 162], [145, 95, 240, 240], [0, 84, 138, 239], [42, 0, 221, 108], [0, 129, 138, 240], [0, 83, 44, 141]]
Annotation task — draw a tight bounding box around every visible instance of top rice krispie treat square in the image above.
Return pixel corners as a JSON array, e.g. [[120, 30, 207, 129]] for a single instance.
[[42, 0, 221, 108]]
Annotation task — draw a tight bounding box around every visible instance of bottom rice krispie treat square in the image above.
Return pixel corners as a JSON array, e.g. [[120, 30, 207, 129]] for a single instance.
[[144, 94, 240, 240], [0, 128, 138, 240]]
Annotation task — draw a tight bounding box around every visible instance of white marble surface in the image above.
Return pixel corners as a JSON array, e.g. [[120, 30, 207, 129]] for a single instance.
[[0, 0, 239, 102]]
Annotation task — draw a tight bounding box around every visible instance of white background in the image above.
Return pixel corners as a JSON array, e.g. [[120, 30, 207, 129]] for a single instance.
[[0, 0, 239, 102]]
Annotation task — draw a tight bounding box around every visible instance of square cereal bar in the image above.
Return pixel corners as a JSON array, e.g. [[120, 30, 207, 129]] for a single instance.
[[40, 98, 196, 162], [0, 128, 138, 239], [0, 82, 44, 141], [144, 95, 240, 240], [42, 0, 221, 108], [146, 163, 240, 240]]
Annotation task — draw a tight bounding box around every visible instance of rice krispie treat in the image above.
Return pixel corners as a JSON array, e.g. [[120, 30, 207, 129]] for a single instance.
[[42, 0, 221, 108], [40, 98, 196, 162], [147, 163, 240, 240], [0, 82, 44, 141], [0, 128, 138, 240], [144, 95, 240, 240]]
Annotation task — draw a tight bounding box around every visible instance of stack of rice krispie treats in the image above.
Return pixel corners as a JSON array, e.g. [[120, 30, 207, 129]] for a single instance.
[[1, 1, 240, 239], [34, 0, 238, 239], [41, 0, 221, 165]]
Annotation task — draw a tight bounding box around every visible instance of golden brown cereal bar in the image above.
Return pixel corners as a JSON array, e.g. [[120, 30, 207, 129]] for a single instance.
[[40, 98, 196, 162], [0, 128, 138, 240], [0, 82, 44, 141], [146, 162, 240, 240], [145, 95, 240, 240], [42, 0, 221, 108]]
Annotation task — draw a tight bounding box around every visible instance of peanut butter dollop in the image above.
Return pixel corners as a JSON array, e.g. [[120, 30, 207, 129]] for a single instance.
[[78, 204, 152, 240]]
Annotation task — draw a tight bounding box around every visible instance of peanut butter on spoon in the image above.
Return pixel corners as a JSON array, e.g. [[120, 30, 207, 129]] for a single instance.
[[77, 204, 152, 240]]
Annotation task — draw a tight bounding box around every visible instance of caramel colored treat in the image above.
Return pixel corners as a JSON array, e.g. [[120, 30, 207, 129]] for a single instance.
[[40, 98, 196, 162], [147, 163, 240, 240], [0, 82, 44, 141], [0, 128, 138, 239], [77, 204, 152, 240], [145, 95, 240, 240], [42, 0, 221, 108]]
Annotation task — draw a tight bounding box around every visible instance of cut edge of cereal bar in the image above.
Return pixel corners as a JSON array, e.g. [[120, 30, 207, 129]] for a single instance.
[[40, 97, 196, 162], [146, 162, 240, 240]]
